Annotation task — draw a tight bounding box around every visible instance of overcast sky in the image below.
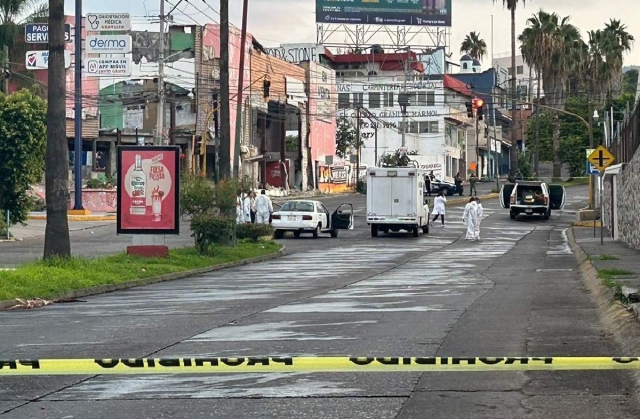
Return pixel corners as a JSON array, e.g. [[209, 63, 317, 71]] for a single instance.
[[63, 0, 639, 67]]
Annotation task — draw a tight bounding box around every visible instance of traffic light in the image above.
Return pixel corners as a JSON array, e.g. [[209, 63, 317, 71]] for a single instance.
[[465, 101, 473, 118], [472, 98, 484, 121]]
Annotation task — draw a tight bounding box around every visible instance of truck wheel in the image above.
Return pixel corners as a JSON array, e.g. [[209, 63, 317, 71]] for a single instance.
[[510, 211, 516, 220], [543, 210, 550, 220], [294, 231, 301, 238], [330, 229, 338, 238], [413, 227, 420, 237], [422, 225, 429, 234], [312, 224, 320, 238], [371, 224, 378, 237], [274, 230, 284, 239]]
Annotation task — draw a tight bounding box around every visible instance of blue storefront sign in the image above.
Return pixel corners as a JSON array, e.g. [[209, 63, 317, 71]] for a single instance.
[[25, 23, 72, 43]]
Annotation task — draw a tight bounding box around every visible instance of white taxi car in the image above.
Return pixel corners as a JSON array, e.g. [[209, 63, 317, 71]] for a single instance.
[[272, 200, 354, 239]]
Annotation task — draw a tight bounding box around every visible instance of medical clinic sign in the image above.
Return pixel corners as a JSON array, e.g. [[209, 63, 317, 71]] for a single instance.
[[117, 146, 180, 235], [86, 35, 132, 54]]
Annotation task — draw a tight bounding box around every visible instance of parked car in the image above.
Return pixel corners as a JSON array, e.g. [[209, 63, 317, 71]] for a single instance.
[[427, 176, 463, 196], [271, 200, 354, 239], [500, 181, 566, 220]]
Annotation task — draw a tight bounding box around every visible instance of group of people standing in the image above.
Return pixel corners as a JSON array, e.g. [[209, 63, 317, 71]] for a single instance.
[[463, 197, 483, 241], [236, 190, 273, 225]]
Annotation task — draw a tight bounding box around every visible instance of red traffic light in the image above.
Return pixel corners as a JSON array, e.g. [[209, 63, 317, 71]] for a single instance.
[[472, 98, 484, 108]]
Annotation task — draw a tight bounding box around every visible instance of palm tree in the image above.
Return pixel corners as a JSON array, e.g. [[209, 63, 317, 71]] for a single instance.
[[494, 0, 525, 179], [460, 31, 488, 61], [519, 11, 555, 175], [520, 11, 585, 179], [43, 0, 70, 259], [0, 0, 48, 43], [0, 0, 49, 92]]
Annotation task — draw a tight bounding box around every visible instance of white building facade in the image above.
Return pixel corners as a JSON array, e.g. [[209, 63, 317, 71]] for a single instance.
[[336, 78, 472, 181]]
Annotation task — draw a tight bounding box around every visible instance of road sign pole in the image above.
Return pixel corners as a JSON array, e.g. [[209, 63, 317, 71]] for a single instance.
[[600, 173, 604, 245], [72, 0, 83, 211]]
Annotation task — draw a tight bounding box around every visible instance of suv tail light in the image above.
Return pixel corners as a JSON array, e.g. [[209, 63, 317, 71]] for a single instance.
[[272, 214, 281, 220], [302, 215, 313, 220], [544, 196, 549, 205], [510, 195, 515, 204]]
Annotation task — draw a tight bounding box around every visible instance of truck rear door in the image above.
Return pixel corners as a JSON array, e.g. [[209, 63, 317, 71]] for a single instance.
[[370, 175, 393, 216], [391, 173, 414, 217]]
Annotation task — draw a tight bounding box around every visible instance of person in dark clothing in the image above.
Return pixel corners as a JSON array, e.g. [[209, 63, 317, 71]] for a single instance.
[[454, 173, 463, 196], [425, 175, 431, 196]]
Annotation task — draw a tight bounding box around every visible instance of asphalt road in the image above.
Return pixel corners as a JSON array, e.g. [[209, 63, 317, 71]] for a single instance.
[[2, 185, 638, 418]]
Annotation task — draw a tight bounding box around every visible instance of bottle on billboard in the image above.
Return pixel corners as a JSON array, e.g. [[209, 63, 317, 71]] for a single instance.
[[129, 154, 147, 215], [151, 185, 164, 222]]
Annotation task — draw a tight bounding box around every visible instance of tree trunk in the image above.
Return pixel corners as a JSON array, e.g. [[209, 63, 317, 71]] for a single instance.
[[509, 7, 519, 179], [551, 113, 562, 180], [44, 0, 71, 259], [534, 71, 541, 176]]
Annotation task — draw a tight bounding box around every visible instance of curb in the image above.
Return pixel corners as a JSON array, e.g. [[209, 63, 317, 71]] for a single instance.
[[572, 221, 602, 227], [567, 228, 640, 395], [444, 193, 499, 206], [27, 215, 117, 221], [0, 246, 287, 311]]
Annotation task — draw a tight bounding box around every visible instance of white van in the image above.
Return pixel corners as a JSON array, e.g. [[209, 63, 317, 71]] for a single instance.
[[366, 167, 430, 237]]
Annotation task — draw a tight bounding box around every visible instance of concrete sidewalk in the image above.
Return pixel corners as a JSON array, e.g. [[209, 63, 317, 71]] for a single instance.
[[4, 219, 115, 241], [571, 226, 640, 313]]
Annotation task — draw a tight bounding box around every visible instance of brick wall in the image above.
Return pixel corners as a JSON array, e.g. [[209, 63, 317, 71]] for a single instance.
[[249, 50, 306, 101]]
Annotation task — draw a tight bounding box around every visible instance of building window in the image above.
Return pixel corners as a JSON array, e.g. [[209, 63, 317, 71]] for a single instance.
[[338, 93, 350, 109], [427, 91, 435, 106], [463, 63, 468, 70], [416, 92, 427, 106], [516, 65, 524, 75], [383, 92, 394, 107], [418, 121, 440, 134], [353, 92, 364, 107], [508, 67, 514, 76], [368, 92, 381, 109], [409, 121, 419, 134]]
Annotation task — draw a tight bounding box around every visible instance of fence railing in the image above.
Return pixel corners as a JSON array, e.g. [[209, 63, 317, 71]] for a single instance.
[[611, 99, 640, 164]]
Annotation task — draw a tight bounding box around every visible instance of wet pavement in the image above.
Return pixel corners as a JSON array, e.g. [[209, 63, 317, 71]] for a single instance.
[[2, 185, 640, 418]]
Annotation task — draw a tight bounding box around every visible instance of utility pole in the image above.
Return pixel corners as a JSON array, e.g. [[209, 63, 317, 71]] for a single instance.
[[475, 113, 480, 178], [156, 0, 166, 145], [72, 0, 84, 211], [401, 46, 410, 148], [219, 0, 231, 179], [356, 106, 361, 187], [233, 0, 249, 178]]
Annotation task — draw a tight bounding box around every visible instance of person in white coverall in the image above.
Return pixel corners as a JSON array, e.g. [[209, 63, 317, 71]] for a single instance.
[[430, 191, 447, 227], [462, 198, 478, 241], [475, 197, 483, 240], [236, 194, 246, 224], [254, 190, 273, 224], [242, 192, 253, 223]]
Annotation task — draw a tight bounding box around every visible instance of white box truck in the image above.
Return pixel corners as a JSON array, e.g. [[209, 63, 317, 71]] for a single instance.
[[366, 167, 430, 237]]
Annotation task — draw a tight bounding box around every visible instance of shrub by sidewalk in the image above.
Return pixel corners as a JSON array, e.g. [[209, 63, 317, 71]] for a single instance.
[[0, 241, 281, 303]]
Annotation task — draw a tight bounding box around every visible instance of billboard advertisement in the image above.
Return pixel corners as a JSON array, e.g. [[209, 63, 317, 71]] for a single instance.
[[316, 0, 451, 27], [117, 146, 180, 235]]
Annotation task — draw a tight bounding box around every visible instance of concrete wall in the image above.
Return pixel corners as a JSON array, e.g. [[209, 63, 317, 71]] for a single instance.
[[603, 151, 640, 248]]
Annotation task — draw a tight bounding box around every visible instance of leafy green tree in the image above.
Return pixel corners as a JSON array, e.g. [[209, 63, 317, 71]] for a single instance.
[[494, 0, 527, 178], [0, 88, 47, 225], [335, 117, 361, 159]]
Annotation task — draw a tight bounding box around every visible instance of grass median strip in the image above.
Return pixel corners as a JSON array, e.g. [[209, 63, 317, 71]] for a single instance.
[[0, 241, 281, 302]]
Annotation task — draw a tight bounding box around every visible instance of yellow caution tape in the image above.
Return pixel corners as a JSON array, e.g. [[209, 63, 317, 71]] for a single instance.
[[3, 357, 640, 375]]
